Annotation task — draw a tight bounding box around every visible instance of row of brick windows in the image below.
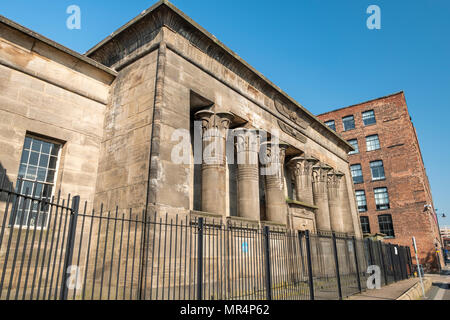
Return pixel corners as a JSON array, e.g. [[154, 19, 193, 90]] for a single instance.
[[350, 160, 386, 184], [347, 134, 381, 155], [325, 110, 376, 132], [360, 215, 395, 238], [355, 187, 390, 213]]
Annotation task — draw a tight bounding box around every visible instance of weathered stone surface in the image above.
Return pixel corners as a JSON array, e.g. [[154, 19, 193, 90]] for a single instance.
[[0, 2, 361, 242]]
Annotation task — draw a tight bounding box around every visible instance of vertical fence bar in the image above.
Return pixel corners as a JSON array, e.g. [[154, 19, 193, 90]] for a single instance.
[[60, 196, 80, 300], [263, 226, 272, 301], [377, 241, 388, 286], [398, 246, 405, 280], [196, 218, 204, 301], [407, 247, 413, 278], [303, 230, 314, 300], [388, 244, 397, 282], [352, 236, 362, 293], [331, 233, 342, 300], [367, 239, 374, 266]]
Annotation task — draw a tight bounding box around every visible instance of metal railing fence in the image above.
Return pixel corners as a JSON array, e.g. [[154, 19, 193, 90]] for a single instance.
[[0, 171, 413, 300]]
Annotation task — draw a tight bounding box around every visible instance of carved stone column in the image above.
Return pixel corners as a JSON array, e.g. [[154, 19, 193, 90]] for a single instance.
[[287, 155, 318, 205], [312, 163, 332, 232], [327, 170, 345, 233], [234, 128, 261, 221], [261, 141, 289, 225], [339, 175, 356, 235], [195, 110, 234, 216]]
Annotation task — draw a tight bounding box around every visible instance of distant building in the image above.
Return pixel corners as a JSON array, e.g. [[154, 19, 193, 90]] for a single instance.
[[441, 226, 450, 238], [442, 227, 450, 258], [317, 92, 444, 271]]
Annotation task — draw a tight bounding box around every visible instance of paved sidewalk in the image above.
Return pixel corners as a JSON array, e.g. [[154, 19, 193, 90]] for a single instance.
[[346, 278, 424, 300], [424, 265, 450, 300], [347, 265, 450, 300]]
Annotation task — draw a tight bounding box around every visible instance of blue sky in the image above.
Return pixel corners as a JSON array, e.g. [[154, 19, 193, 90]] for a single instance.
[[1, 0, 449, 227]]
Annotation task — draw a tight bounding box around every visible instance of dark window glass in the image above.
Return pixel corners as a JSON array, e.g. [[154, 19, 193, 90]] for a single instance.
[[351, 164, 364, 184], [343, 116, 355, 131], [370, 160, 386, 181], [355, 190, 368, 212], [374, 187, 390, 210], [348, 139, 359, 155], [360, 216, 371, 234], [325, 120, 336, 131], [378, 214, 395, 238], [11, 136, 61, 228], [366, 135, 381, 151], [362, 110, 376, 126]]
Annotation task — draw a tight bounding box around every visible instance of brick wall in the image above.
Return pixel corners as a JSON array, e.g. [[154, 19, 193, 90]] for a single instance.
[[317, 92, 444, 272]]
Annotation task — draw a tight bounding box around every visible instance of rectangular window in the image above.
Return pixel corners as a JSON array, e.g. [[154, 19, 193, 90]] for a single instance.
[[378, 214, 395, 238], [348, 139, 359, 155], [370, 160, 386, 181], [366, 134, 381, 151], [362, 110, 376, 126], [325, 120, 336, 132], [360, 216, 371, 234], [350, 164, 364, 184], [374, 187, 390, 210], [342, 115, 355, 131], [355, 190, 368, 212], [12, 136, 61, 228]]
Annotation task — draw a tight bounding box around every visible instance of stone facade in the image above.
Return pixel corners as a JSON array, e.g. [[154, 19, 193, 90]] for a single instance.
[[0, 1, 362, 239], [317, 92, 444, 271]]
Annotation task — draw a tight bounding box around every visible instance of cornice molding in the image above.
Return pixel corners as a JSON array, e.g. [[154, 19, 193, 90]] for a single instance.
[[86, 1, 352, 153]]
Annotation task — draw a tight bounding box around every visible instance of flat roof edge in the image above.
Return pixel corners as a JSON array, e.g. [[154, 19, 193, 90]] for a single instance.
[[85, 0, 351, 150], [0, 15, 117, 77], [318, 91, 405, 117]]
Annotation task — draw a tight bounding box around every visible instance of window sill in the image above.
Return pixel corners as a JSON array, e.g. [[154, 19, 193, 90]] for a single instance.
[[372, 178, 386, 182]]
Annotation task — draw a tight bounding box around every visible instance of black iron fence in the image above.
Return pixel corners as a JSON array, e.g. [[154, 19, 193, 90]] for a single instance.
[[0, 172, 413, 300]]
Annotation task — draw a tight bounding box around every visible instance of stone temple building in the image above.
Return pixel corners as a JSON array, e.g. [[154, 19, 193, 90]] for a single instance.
[[0, 0, 362, 238]]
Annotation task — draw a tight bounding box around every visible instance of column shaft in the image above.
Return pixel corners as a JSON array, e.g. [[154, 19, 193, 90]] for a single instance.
[[312, 164, 332, 232], [340, 175, 356, 235], [287, 156, 317, 205], [262, 142, 289, 225], [328, 171, 345, 233], [196, 110, 233, 216], [235, 128, 261, 221]]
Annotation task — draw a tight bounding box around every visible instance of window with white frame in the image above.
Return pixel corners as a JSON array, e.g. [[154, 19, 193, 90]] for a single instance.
[[325, 120, 336, 131], [347, 139, 359, 155], [350, 164, 364, 184], [11, 136, 61, 228], [362, 110, 376, 126], [366, 134, 380, 151], [370, 160, 386, 181], [342, 115, 355, 131], [355, 190, 368, 212], [374, 187, 390, 210]]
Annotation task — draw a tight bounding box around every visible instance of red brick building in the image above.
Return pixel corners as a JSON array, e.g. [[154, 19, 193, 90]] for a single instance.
[[317, 92, 444, 272]]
